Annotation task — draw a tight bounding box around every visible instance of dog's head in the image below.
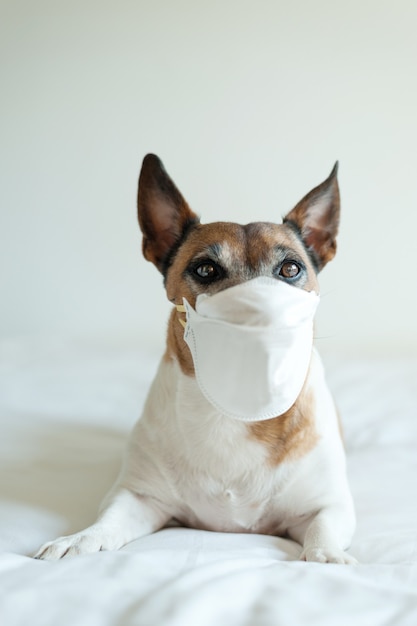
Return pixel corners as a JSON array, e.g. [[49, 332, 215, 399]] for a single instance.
[[137, 154, 340, 372]]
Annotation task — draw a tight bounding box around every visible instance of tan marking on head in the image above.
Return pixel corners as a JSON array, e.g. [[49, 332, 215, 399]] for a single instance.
[[163, 221, 320, 373], [248, 382, 319, 466]]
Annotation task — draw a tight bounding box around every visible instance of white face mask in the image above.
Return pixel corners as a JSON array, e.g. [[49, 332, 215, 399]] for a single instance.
[[176, 276, 320, 422]]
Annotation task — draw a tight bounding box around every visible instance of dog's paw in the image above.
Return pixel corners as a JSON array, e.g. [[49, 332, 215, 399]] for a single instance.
[[34, 527, 120, 560], [300, 546, 358, 565]]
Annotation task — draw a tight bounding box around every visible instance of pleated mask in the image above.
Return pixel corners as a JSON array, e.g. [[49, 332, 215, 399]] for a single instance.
[[176, 276, 320, 422]]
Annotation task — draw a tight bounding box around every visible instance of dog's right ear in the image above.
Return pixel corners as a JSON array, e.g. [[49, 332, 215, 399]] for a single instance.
[[137, 154, 200, 274], [283, 162, 340, 272]]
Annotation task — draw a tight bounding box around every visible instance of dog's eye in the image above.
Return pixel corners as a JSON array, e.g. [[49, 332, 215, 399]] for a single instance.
[[193, 262, 220, 281], [279, 261, 301, 279]]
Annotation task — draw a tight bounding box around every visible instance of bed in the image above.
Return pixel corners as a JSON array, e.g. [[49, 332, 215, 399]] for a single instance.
[[1, 336, 417, 625]]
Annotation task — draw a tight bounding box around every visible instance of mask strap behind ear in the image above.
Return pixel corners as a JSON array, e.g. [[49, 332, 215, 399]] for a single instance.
[[176, 303, 187, 328]]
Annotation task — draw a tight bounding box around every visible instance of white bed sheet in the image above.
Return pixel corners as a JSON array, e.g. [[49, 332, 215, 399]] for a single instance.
[[1, 336, 417, 626]]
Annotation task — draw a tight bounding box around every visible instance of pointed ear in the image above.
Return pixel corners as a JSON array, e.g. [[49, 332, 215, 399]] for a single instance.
[[283, 163, 340, 271], [137, 154, 199, 273]]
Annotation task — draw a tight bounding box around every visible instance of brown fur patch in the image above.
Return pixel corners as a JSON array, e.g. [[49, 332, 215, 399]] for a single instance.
[[248, 383, 319, 466], [164, 308, 195, 375]]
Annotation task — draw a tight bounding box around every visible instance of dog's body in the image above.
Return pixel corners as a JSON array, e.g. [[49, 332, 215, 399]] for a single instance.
[[36, 155, 356, 563]]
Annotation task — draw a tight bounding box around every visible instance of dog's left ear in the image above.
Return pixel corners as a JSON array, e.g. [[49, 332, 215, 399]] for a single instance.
[[137, 154, 200, 273], [283, 163, 340, 271]]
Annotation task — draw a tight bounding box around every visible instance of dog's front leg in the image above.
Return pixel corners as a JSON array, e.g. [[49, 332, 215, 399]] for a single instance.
[[289, 505, 357, 564], [34, 487, 170, 560]]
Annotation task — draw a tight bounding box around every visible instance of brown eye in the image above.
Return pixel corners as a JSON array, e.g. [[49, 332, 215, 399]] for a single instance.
[[279, 261, 301, 279], [191, 261, 223, 283], [190, 259, 225, 283], [195, 263, 216, 278]]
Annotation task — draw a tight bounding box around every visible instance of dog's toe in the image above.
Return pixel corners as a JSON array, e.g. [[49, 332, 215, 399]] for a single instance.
[[300, 546, 358, 565], [34, 531, 105, 560]]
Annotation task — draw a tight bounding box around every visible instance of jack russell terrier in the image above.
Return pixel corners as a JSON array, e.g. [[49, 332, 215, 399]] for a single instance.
[[36, 154, 356, 564]]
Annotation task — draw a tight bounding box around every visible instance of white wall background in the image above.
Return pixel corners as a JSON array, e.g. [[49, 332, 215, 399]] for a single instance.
[[1, 0, 416, 355]]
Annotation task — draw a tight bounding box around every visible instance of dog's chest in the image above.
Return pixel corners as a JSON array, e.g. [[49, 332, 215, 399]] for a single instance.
[[138, 359, 314, 534], [170, 423, 290, 534]]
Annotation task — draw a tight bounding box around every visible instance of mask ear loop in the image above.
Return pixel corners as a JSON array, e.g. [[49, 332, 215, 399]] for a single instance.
[[176, 303, 187, 328]]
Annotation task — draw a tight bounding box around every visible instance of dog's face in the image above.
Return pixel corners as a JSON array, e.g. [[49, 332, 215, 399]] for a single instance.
[[137, 154, 340, 371], [137, 154, 339, 302], [163, 221, 319, 307]]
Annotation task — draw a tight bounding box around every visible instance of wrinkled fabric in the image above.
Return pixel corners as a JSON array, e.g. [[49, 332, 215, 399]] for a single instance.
[[1, 337, 417, 626]]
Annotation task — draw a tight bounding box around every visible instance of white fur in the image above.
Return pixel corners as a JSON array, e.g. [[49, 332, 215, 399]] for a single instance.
[[35, 348, 356, 563]]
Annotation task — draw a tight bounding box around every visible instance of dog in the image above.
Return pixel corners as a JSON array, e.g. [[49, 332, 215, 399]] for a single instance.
[[35, 154, 356, 564]]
